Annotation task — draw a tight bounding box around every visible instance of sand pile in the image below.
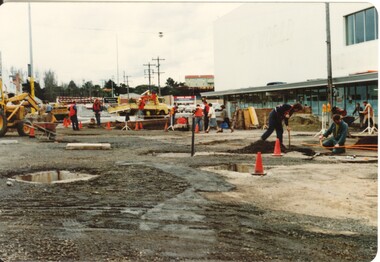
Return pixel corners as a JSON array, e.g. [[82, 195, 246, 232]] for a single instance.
[[289, 115, 321, 131]]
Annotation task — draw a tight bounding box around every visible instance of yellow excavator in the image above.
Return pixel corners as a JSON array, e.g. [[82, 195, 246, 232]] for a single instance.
[[0, 77, 40, 137]]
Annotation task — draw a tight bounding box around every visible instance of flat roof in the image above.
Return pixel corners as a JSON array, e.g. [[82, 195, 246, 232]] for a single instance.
[[202, 72, 378, 97]]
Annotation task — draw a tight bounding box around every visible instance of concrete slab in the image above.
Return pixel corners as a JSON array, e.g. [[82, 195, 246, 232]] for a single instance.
[[66, 143, 111, 150], [0, 140, 19, 144]]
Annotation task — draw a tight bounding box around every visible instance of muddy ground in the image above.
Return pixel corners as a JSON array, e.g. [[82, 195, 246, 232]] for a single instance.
[[0, 123, 377, 261]]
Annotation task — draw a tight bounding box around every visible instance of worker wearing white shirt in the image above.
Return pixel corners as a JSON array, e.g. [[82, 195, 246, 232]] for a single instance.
[[205, 103, 217, 133]]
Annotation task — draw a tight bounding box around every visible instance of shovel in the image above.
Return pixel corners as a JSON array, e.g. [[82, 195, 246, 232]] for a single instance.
[[287, 129, 291, 150]]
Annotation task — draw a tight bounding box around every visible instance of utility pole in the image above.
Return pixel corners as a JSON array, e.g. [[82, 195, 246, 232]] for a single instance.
[[123, 71, 131, 99], [111, 76, 114, 98], [325, 3, 333, 114], [152, 56, 165, 96], [143, 62, 155, 92]]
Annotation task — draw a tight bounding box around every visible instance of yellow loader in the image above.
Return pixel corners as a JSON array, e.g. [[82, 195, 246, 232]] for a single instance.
[[0, 78, 40, 137]]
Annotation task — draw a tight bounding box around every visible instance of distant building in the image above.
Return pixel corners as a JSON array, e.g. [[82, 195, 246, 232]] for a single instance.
[[185, 75, 214, 91]]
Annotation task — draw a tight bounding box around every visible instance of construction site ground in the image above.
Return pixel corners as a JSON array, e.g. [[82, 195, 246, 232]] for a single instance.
[[0, 123, 377, 261]]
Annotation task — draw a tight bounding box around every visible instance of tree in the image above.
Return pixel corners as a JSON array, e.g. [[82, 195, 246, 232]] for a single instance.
[[67, 80, 79, 97], [43, 70, 58, 102], [82, 81, 95, 97], [134, 85, 150, 94], [22, 80, 43, 99]]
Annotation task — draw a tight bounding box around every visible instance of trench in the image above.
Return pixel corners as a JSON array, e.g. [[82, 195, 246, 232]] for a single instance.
[[11, 170, 98, 184]]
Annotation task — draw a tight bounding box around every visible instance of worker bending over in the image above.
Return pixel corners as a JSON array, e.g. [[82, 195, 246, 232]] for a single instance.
[[261, 103, 303, 144], [319, 114, 348, 154]]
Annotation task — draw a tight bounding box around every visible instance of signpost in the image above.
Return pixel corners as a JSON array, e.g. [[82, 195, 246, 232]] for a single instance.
[[103, 97, 118, 104]]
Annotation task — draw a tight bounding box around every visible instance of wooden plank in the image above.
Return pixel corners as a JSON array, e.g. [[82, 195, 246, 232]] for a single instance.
[[248, 107, 259, 126], [66, 143, 111, 150], [243, 109, 251, 129]]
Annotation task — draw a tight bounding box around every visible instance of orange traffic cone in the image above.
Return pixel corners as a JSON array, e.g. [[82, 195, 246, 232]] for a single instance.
[[106, 122, 111, 130], [164, 121, 168, 132], [195, 124, 199, 133], [139, 122, 143, 130], [63, 118, 68, 128], [79, 121, 83, 129], [29, 126, 35, 138], [272, 138, 283, 156], [134, 122, 139, 131], [253, 152, 266, 176]]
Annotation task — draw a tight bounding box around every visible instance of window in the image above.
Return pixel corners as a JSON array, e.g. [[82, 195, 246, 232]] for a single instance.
[[346, 7, 378, 45]]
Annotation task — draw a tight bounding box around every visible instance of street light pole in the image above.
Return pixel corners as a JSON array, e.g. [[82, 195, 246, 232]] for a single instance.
[[28, 3, 35, 110], [116, 34, 119, 88], [325, 3, 333, 125]]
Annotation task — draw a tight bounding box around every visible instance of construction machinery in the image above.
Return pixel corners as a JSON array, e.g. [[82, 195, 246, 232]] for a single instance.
[[0, 80, 40, 137], [107, 91, 169, 117]]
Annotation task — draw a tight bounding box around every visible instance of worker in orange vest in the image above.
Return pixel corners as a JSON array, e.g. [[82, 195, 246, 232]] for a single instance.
[[68, 101, 79, 130], [92, 99, 102, 127], [169, 103, 178, 127], [193, 104, 204, 131], [137, 98, 145, 119]]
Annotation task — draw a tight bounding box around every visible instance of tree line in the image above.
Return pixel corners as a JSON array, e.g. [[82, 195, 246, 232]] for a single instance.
[[20, 70, 214, 102]]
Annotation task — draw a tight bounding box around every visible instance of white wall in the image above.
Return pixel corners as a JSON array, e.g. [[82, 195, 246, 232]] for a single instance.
[[330, 3, 378, 76], [214, 2, 378, 91]]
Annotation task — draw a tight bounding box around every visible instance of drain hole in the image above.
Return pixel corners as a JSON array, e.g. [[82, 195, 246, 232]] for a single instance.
[[13, 170, 98, 184], [211, 163, 271, 173]]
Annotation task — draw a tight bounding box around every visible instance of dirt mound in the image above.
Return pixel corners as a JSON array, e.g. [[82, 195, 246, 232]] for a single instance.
[[229, 140, 287, 154], [229, 139, 315, 156], [355, 136, 378, 145]]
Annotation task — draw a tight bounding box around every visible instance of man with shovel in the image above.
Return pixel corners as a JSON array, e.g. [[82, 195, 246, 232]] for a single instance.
[[261, 103, 303, 145]]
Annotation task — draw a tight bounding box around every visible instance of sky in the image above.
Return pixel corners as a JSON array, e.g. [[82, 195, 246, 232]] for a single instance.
[[0, 1, 241, 92]]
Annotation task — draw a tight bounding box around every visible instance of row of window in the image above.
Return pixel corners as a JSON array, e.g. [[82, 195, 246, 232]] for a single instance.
[[225, 82, 378, 116], [346, 7, 378, 45]]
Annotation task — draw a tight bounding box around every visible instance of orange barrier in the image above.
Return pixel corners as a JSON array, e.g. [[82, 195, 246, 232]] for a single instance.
[[302, 143, 378, 151], [63, 118, 69, 128], [272, 138, 283, 156], [195, 124, 199, 133], [29, 127, 35, 138]]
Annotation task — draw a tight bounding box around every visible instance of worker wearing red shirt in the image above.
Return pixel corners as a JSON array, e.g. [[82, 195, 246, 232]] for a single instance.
[[137, 98, 145, 119], [68, 101, 79, 130], [193, 104, 204, 131]]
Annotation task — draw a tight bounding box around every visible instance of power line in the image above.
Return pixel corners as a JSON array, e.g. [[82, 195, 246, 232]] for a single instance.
[[143, 62, 155, 91], [152, 56, 165, 96]]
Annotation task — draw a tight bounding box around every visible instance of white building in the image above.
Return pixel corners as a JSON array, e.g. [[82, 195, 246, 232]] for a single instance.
[[213, 2, 377, 90], [185, 75, 214, 91], [207, 2, 378, 116]]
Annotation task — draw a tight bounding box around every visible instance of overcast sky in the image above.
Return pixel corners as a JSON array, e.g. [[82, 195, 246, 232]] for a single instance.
[[0, 2, 241, 91]]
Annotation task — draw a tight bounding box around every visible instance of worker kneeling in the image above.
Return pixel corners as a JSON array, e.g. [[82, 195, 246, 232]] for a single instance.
[[319, 114, 348, 154]]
